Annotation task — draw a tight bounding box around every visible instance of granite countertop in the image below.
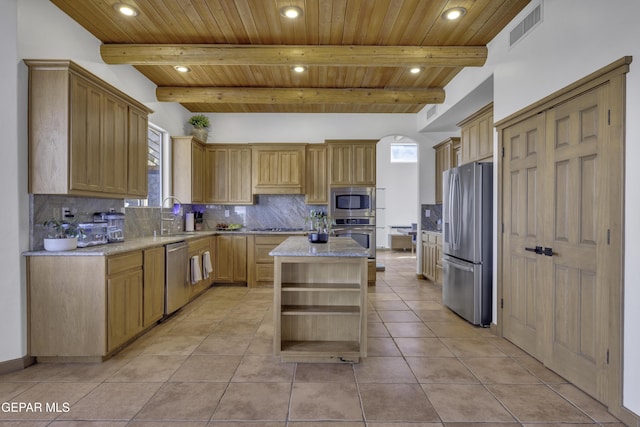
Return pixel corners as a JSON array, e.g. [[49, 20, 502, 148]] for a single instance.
[[24, 229, 307, 257], [269, 236, 369, 258]]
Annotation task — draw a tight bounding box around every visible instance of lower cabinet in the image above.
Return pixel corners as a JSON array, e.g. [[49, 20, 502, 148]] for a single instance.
[[421, 231, 443, 285], [28, 248, 164, 360], [188, 236, 214, 298], [247, 234, 295, 287], [107, 252, 144, 352], [143, 247, 165, 327], [215, 235, 247, 283]]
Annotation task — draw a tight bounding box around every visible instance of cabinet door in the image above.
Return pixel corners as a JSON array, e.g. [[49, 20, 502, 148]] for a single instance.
[[252, 147, 304, 194], [452, 142, 462, 167], [214, 235, 233, 282], [305, 145, 328, 204], [107, 269, 143, 352], [352, 143, 376, 185], [205, 147, 228, 203], [232, 236, 247, 282], [70, 75, 103, 193], [127, 106, 149, 197], [434, 145, 451, 204], [328, 144, 352, 185], [477, 111, 494, 160], [102, 93, 129, 195], [228, 147, 253, 204], [143, 247, 164, 327], [460, 123, 477, 165], [421, 241, 429, 277], [191, 142, 205, 203]]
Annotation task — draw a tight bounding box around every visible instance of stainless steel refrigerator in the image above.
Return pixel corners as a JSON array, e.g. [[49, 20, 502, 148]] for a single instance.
[[442, 162, 493, 326]]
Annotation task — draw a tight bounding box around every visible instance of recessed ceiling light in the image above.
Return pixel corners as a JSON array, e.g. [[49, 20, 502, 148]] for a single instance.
[[442, 7, 466, 21], [113, 3, 139, 17], [292, 65, 307, 73], [410, 67, 422, 74], [280, 6, 303, 19], [174, 65, 191, 73]]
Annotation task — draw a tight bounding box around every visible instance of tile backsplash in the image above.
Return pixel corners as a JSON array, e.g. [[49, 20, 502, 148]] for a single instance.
[[30, 194, 327, 249], [421, 204, 442, 232]]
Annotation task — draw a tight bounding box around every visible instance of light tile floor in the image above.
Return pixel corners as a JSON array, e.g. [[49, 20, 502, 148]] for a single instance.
[[0, 251, 625, 426]]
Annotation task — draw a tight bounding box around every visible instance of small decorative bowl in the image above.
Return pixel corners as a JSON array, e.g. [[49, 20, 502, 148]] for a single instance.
[[308, 233, 329, 244]]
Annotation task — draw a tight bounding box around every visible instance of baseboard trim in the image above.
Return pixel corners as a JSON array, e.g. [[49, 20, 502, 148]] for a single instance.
[[613, 404, 640, 427], [0, 355, 35, 375]]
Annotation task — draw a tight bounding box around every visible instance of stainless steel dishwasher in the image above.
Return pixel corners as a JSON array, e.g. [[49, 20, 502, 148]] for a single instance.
[[165, 241, 189, 316]]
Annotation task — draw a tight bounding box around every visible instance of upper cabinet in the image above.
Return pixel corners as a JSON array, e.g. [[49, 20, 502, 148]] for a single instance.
[[458, 103, 494, 165], [251, 144, 306, 195], [205, 145, 253, 205], [26, 60, 153, 198], [305, 144, 328, 204], [327, 140, 377, 186], [433, 137, 460, 204], [172, 136, 205, 204]]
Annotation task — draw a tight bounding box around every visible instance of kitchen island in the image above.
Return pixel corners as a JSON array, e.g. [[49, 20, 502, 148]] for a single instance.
[[270, 236, 369, 363]]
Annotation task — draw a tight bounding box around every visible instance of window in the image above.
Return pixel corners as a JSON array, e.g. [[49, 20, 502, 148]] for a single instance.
[[125, 123, 165, 207], [390, 143, 417, 163]]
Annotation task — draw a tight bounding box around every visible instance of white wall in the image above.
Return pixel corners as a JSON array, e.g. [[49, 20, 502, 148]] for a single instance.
[[0, 0, 26, 363], [419, 0, 640, 414]]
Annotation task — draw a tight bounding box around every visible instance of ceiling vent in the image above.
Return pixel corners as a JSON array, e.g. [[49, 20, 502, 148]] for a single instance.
[[426, 105, 438, 120], [509, 2, 542, 47]]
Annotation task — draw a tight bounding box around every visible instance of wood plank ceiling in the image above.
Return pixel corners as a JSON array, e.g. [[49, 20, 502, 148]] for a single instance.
[[50, 0, 530, 113]]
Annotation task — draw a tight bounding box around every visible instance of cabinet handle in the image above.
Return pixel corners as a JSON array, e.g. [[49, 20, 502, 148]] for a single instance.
[[543, 247, 554, 257], [525, 246, 543, 255]]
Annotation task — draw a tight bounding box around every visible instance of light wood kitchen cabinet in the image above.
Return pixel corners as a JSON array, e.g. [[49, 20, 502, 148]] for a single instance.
[[107, 252, 144, 353], [247, 234, 294, 288], [458, 103, 494, 165], [273, 249, 368, 363], [252, 144, 306, 194], [421, 231, 443, 285], [305, 144, 328, 204], [433, 137, 460, 204], [188, 236, 214, 298], [172, 136, 205, 204], [28, 248, 165, 360], [128, 106, 150, 197], [143, 246, 165, 327], [205, 145, 253, 204], [25, 59, 152, 198], [214, 235, 247, 283], [327, 140, 377, 186]]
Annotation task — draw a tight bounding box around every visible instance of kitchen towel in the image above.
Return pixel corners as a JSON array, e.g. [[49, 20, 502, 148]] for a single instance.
[[191, 255, 202, 284], [202, 251, 213, 279]]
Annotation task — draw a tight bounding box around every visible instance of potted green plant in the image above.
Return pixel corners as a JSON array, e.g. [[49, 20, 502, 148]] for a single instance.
[[305, 209, 330, 243], [188, 114, 210, 141], [42, 218, 83, 251]]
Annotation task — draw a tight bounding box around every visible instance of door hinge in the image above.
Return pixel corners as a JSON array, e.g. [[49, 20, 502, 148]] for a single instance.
[[500, 298, 504, 309], [608, 109, 611, 125], [606, 349, 610, 364], [607, 229, 611, 245]]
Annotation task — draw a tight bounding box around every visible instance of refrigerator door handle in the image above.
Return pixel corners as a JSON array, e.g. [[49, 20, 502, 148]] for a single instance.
[[450, 172, 462, 250], [443, 256, 475, 273]]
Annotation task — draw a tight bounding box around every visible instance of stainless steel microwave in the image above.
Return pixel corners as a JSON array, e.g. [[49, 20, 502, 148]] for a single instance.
[[329, 187, 375, 218]]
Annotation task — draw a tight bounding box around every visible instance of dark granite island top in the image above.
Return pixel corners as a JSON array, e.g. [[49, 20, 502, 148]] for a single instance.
[[269, 236, 369, 258]]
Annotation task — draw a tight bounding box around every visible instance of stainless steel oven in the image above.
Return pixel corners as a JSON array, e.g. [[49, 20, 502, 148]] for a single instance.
[[333, 218, 376, 258], [330, 187, 375, 218]]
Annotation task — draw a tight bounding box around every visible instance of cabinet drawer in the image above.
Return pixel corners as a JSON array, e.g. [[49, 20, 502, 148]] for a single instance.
[[254, 235, 290, 245], [255, 264, 275, 282], [427, 233, 439, 244], [188, 237, 210, 253], [108, 252, 143, 275], [255, 245, 277, 263]]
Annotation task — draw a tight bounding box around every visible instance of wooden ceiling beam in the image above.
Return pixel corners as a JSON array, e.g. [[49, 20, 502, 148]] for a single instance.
[[101, 44, 487, 67], [156, 87, 445, 105]]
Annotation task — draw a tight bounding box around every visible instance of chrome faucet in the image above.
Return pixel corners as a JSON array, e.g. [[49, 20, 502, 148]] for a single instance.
[[161, 196, 183, 235]]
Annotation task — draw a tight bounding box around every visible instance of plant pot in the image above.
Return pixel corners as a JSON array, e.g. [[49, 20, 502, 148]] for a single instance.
[[308, 233, 329, 244], [191, 127, 209, 142], [44, 237, 78, 252]]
